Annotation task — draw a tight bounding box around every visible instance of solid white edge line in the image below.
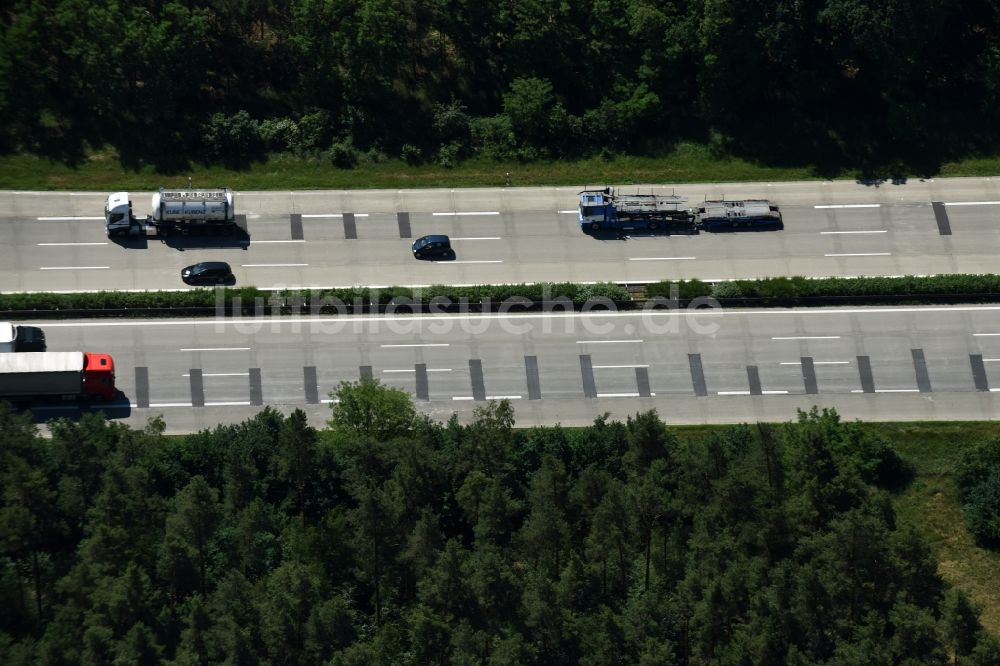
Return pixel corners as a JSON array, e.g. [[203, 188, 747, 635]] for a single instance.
[[762, 390, 790, 395], [436, 260, 503, 264], [450, 237, 502, 240], [592, 364, 650, 369], [180, 347, 251, 352], [204, 401, 253, 406], [146, 402, 194, 408], [576, 339, 643, 344], [247, 240, 307, 244], [37, 242, 109, 246], [300, 213, 370, 217], [39, 266, 109, 270], [943, 201, 1000, 206], [558, 210, 578, 214], [875, 389, 921, 393], [824, 252, 892, 257], [973, 333, 1000, 337], [718, 391, 751, 395], [241, 263, 309, 267], [596, 392, 657, 398]]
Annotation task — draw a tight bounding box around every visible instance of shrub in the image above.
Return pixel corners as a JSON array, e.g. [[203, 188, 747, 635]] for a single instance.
[[432, 99, 471, 149], [577, 282, 630, 303], [646, 280, 712, 300], [401, 144, 422, 165], [296, 109, 335, 153], [964, 471, 1000, 545], [327, 140, 359, 169], [437, 141, 461, 169], [954, 439, 1000, 502], [470, 115, 516, 160], [201, 110, 261, 162], [258, 118, 300, 153]]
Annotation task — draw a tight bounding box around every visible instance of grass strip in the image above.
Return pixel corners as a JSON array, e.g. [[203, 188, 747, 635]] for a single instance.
[[5, 142, 1000, 190]]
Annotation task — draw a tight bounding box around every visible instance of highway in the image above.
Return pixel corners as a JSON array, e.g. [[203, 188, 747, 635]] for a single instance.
[[19, 303, 1000, 433], [2, 176, 1000, 292]]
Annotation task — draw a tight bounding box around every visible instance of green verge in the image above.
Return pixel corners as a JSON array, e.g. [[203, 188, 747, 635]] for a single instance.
[[4, 275, 1000, 317], [4, 142, 1000, 190], [839, 422, 1000, 635]]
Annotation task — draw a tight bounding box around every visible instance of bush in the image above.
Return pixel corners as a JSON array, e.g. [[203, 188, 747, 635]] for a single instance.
[[296, 109, 335, 153], [964, 471, 1000, 545], [437, 142, 461, 169], [432, 99, 471, 149], [470, 115, 516, 160], [401, 144, 422, 165], [955, 439, 1000, 501], [201, 110, 261, 163], [646, 280, 713, 300], [258, 118, 300, 153], [577, 282, 630, 303], [327, 140, 359, 169], [503, 77, 557, 149]]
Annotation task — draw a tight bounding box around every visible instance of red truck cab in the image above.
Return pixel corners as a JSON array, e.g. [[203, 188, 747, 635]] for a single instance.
[[82, 352, 116, 400]]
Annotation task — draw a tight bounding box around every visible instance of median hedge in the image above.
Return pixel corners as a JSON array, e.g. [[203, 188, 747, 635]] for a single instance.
[[5, 275, 1000, 316], [709, 274, 1000, 302]]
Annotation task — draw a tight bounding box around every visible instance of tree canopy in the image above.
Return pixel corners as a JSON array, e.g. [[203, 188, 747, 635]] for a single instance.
[[1, 0, 998, 172], [0, 398, 997, 664]]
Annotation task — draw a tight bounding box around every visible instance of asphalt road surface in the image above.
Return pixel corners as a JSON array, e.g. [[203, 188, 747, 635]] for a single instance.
[[18, 303, 1000, 433], [2, 176, 1000, 292]]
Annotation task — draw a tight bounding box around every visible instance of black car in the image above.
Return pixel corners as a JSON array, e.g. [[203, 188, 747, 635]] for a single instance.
[[14, 325, 46, 352], [181, 261, 234, 285], [411, 234, 453, 259]]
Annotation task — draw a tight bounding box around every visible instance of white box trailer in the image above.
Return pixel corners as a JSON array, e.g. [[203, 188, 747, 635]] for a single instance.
[[0, 352, 116, 400]]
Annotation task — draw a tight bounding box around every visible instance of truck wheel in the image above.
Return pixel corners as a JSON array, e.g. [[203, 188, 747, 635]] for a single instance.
[[648, 221, 660, 231], [590, 222, 601, 231]]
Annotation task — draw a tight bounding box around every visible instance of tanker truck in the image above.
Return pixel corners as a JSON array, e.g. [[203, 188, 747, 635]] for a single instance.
[[0, 322, 46, 353], [0, 352, 116, 401], [105, 187, 236, 238]]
